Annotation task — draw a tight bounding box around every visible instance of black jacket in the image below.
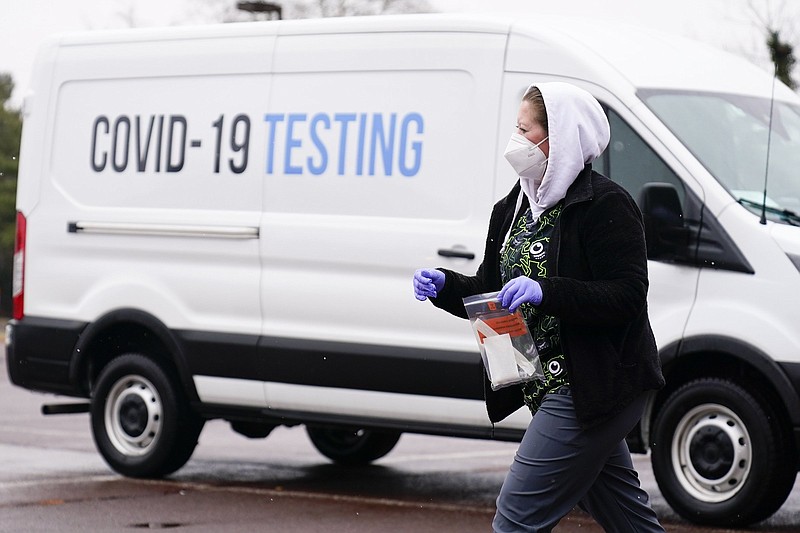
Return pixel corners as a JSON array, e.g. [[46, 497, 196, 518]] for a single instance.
[[432, 166, 665, 428]]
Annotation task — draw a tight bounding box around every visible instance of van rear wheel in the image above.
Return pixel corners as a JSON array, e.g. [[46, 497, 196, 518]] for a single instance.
[[306, 425, 401, 465], [90, 353, 204, 478], [651, 378, 796, 527]]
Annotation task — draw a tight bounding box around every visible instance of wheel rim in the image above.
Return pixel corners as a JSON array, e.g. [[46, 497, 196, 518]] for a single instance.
[[671, 403, 752, 503], [104, 374, 163, 457]]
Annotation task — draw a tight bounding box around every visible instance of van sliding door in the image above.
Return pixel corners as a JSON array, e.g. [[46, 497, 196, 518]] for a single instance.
[[258, 29, 508, 428]]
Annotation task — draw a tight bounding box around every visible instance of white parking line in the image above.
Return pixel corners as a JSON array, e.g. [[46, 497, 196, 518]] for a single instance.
[[0, 425, 89, 438], [379, 449, 515, 464], [0, 474, 118, 491]]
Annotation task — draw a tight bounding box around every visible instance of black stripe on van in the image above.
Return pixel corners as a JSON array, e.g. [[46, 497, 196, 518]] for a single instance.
[[8, 316, 485, 402], [179, 331, 485, 401]]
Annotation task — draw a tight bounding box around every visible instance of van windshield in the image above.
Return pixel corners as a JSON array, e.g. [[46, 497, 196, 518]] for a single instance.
[[639, 89, 800, 224]]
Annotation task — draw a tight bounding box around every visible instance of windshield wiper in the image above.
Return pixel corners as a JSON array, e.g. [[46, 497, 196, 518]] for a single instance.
[[737, 197, 800, 226]]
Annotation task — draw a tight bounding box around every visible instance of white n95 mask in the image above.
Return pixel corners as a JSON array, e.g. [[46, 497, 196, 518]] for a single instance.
[[503, 133, 548, 181]]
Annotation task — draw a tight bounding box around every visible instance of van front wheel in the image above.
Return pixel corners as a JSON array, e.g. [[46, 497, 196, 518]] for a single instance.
[[90, 353, 204, 478], [306, 426, 401, 465], [651, 378, 796, 527]]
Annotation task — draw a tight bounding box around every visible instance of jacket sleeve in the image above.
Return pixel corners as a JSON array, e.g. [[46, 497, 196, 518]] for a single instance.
[[537, 189, 650, 326], [429, 263, 487, 319], [427, 194, 515, 318]]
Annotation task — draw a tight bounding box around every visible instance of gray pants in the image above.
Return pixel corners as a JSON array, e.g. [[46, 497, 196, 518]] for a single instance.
[[492, 389, 665, 532]]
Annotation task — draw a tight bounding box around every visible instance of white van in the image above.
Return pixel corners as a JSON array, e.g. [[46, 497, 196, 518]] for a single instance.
[[8, 14, 800, 527]]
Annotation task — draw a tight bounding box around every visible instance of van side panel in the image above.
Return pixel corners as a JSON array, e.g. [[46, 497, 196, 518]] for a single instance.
[[250, 30, 510, 426], [24, 33, 276, 338]]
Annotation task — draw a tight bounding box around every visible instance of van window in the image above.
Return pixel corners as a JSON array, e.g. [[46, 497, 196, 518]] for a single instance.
[[593, 108, 685, 209], [640, 89, 800, 220]]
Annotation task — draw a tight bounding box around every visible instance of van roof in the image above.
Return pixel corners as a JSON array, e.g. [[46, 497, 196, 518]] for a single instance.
[[54, 13, 795, 102], [505, 15, 793, 100]]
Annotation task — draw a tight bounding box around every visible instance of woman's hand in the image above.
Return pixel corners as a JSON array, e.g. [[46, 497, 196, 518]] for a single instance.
[[499, 276, 542, 312], [413, 269, 445, 301]]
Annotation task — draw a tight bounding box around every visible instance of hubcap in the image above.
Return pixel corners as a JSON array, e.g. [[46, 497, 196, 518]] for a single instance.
[[104, 375, 163, 457], [119, 394, 148, 437], [689, 425, 734, 480], [671, 403, 751, 503]]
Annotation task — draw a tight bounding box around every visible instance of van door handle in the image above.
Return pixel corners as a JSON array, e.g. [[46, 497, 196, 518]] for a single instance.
[[437, 248, 475, 260]]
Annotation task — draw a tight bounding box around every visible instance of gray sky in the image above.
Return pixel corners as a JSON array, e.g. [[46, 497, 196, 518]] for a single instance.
[[1, 0, 797, 107]]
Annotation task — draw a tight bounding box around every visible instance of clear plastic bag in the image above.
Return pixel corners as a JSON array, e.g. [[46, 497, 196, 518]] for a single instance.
[[463, 291, 544, 390]]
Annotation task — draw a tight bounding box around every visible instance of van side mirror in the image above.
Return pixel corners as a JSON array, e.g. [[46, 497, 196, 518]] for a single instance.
[[638, 183, 690, 260]]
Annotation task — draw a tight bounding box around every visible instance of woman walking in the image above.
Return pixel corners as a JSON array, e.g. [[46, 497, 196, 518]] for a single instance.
[[413, 82, 666, 532]]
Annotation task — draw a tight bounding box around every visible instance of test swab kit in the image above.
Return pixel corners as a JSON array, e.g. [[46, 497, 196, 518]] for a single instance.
[[463, 292, 543, 390]]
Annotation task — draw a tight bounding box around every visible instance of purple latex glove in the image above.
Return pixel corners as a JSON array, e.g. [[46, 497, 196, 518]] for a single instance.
[[413, 269, 445, 301], [498, 276, 542, 312]]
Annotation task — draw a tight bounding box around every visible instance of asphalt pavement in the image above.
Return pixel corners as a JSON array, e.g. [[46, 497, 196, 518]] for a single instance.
[[3, 343, 800, 532]]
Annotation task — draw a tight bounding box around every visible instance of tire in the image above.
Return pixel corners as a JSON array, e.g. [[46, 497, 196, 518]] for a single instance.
[[651, 378, 796, 527], [90, 353, 205, 478], [306, 425, 401, 465]]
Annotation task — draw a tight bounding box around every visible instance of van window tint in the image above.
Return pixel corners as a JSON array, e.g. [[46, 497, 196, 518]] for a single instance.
[[593, 108, 684, 208]]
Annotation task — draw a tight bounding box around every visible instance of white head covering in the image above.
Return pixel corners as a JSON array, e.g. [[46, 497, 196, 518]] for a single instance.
[[520, 82, 610, 221]]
